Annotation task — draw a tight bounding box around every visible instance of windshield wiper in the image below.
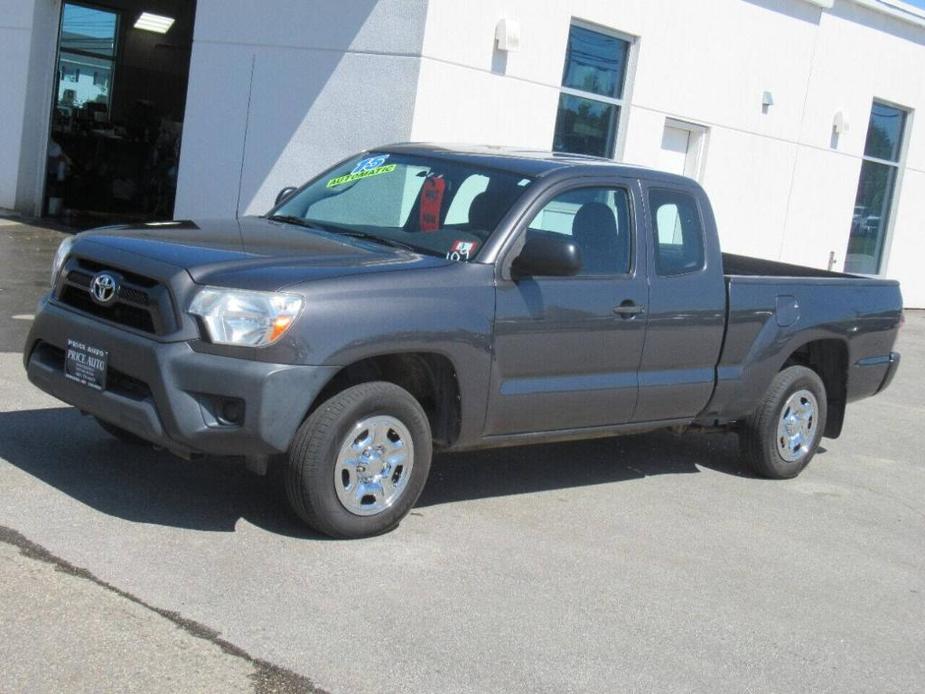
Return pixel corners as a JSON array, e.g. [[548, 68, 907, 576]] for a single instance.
[[266, 214, 314, 228], [268, 215, 427, 254], [334, 231, 422, 253], [303, 220, 424, 253]]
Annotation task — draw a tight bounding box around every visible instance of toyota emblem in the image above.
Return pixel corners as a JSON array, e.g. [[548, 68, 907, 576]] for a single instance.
[[89, 272, 119, 305]]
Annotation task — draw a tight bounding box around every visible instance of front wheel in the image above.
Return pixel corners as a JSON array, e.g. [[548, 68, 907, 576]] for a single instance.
[[740, 365, 827, 479], [285, 382, 432, 539]]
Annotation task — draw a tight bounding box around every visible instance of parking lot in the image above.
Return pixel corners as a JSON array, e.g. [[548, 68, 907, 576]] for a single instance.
[[1, 220, 923, 693]]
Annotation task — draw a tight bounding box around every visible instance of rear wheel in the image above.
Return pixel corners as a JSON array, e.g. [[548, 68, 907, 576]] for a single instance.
[[740, 365, 827, 479], [95, 417, 147, 445], [285, 382, 432, 539]]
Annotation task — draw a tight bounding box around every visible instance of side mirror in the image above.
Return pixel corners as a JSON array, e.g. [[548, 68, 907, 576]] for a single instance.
[[511, 234, 582, 278], [275, 186, 298, 206]]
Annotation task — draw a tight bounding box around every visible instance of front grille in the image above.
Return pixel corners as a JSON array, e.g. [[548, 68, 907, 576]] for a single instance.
[[59, 284, 156, 332], [55, 259, 176, 335]]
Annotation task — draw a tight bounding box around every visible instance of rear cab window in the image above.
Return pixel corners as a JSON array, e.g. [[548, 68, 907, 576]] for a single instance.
[[649, 188, 705, 276]]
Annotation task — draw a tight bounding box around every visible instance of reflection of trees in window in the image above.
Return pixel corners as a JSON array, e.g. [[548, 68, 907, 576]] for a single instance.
[[867, 125, 892, 159], [553, 24, 631, 159]]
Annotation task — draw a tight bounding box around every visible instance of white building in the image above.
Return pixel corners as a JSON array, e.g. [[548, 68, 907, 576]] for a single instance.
[[3, 0, 924, 305]]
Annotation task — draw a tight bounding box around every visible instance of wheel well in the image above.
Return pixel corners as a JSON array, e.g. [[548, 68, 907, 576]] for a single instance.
[[781, 339, 848, 438], [311, 353, 462, 447]]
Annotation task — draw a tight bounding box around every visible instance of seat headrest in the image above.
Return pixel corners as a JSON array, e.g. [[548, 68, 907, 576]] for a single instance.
[[468, 191, 504, 230], [572, 202, 617, 240]]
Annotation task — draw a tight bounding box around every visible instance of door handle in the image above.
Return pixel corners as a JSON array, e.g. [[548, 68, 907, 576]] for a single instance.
[[613, 301, 645, 317]]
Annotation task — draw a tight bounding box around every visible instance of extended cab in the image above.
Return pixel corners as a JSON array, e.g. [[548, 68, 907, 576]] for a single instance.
[[25, 144, 903, 538]]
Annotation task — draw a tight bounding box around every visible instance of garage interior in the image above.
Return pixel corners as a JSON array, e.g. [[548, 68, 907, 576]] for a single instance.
[[44, 0, 197, 228]]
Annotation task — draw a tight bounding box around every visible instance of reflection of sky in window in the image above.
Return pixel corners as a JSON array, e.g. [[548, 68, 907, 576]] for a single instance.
[[61, 3, 116, 57], [562, 26, 629, 99], [864, 103, 905, 162], [62, 4, 117, 38], [61, 4, 117, 57]]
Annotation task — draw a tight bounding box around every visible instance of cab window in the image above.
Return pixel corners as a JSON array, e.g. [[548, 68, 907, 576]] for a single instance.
[[649, 189, 705, 275], [527, 187, 631, 275]]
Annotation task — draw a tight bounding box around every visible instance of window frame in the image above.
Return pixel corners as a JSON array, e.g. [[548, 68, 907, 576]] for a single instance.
[[500, 180, 640, 281], [554, 19, 638, 161], [847, 98, 912, 276], [647, 186, 708, 278]]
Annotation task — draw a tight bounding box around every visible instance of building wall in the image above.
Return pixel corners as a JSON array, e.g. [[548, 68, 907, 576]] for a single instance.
[[174, 0, 429, 219], [5, 0, 921, 305], [0, 1, 36, 209], [412, 0, 925, 306], [0, 0, 59, 213]]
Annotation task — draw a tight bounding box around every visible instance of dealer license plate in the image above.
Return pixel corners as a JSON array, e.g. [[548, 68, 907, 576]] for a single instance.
[[65, 338, 108, 391]]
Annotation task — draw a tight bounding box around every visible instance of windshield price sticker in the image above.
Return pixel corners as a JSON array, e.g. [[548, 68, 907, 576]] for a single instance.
[[327, 155, 397, 188], [447, 240, 478, 261]]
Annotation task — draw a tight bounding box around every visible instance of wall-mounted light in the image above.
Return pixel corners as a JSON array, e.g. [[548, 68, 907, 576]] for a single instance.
[[830, 110, 849, 149], [761, 90, 774, 114], [832, 110, 849, 135], [495, 18, 521, 52], [134, 12, 175, 34]]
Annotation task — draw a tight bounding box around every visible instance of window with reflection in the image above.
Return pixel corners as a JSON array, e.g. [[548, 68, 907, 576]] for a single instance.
[[56, 3, 118, 114], [845, 102, 908, 275], [553, 24, 632, 159]]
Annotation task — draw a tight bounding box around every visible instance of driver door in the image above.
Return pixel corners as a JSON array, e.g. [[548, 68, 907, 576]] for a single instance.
[[484, 182, 648, 436]]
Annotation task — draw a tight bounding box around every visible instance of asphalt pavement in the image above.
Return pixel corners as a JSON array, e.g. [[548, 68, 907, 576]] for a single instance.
[[1, 219, 922, 693]]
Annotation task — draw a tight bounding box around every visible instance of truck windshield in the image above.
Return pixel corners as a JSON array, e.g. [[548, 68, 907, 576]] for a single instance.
[[269, 152, 534, 260]]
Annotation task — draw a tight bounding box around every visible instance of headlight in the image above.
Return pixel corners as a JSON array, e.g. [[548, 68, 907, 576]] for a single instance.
[[50, 235, 76, 287], [189, 287, 303, 347]]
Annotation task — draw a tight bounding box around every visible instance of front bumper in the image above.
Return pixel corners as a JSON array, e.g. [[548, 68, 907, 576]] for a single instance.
[[24, 297, 338, 457]]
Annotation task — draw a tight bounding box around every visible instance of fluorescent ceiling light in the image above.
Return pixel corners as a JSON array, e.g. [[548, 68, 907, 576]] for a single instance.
[[134, 12, 174, 33]]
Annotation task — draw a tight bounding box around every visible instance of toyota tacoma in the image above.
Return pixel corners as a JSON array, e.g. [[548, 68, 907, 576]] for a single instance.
[[25, 144, 903, 538]]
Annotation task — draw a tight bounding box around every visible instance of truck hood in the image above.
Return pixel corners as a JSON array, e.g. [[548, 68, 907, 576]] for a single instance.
[[76, 217, 451, 290]]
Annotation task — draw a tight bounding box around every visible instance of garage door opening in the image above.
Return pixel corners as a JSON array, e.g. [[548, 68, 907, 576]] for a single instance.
[[43, 0, 196, 228]]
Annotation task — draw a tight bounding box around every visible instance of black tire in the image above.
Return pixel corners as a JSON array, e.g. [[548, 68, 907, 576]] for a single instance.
[[740, 365, 827, 479], [286, 382, 432, 539], [95, 417, 148, 445]]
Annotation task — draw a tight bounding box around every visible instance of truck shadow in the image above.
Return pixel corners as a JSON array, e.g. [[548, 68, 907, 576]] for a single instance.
[[419, 431, 749, 507], [0, 407, 749, 538]]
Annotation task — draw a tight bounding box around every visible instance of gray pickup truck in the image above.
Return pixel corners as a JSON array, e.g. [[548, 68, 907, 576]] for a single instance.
[[25, 144, 903, 538]]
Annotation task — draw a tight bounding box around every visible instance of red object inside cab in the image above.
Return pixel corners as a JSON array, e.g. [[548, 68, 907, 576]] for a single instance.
[[419, 175, 446, 232]]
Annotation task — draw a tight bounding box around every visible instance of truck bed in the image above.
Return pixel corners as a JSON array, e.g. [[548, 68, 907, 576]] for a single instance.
[[704, 253, 903, 429], [722, 253, 850, 279]]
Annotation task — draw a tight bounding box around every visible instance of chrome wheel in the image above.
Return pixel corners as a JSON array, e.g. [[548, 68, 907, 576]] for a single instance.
[[776, 389, 818, 462], [333, 415, 414, 516]]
